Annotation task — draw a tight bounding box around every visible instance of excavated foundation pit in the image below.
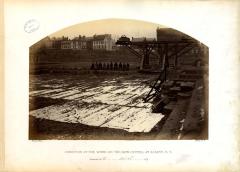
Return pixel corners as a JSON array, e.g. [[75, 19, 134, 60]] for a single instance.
[[29, 72, 208, 140]]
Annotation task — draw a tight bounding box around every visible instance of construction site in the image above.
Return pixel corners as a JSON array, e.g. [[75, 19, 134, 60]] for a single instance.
[[29, 27, 209, 140]]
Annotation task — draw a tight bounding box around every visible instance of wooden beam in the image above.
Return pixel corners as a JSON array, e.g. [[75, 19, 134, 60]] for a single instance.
[[174, 44, 178, 67], [168, 43, 192, 58], [126, 46, 142, 58]]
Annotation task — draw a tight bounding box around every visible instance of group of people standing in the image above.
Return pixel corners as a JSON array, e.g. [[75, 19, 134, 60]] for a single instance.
[[90, 62, 130, 71]]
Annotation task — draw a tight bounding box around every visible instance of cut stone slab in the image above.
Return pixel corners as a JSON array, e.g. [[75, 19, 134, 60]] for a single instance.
[[177, 92, 192, 99], [180, 82, 195, 91], [162, 80, 174, 88], [182, 80, 204, 133], [151, 97, 170, 113], [155, 99, 189, 139], [169, 86, 181, 92], [162, 101, 176, 114]]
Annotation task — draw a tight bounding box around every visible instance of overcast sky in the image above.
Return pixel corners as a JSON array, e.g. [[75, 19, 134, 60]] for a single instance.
[[49, 19, 166, 40]]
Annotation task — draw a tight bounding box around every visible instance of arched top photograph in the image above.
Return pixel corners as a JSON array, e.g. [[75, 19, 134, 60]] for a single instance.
[[29, 19, 209, 140]]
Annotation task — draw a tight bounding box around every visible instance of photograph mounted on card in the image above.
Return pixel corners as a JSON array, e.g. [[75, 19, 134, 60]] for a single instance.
[[29, 19, 209, 140]]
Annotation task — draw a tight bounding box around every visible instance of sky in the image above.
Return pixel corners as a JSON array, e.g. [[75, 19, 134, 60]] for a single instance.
[[49, 19, 166, 40]]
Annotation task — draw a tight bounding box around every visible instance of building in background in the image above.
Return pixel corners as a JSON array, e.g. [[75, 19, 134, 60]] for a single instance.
[[44, 34, 115, 51], [92, 34, 114, 51], [72, 37, 79, 49], [52, 36, 68, 49], [131, 37, 156, 42], [79, 36, 87, 49], [85, 36, 93, 50], [156, 28, 208, 67], [61, 40, 72, 49], [71, 35, 88, 50], [156, 27, 193, 42]]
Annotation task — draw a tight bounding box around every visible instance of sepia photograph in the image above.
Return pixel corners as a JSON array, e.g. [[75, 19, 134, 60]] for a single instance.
[[29, 19, 209, 140], [2, 0, 240, 171]]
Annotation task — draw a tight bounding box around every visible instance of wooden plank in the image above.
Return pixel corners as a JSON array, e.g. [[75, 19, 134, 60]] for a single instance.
[[29, 74, 164, 132]]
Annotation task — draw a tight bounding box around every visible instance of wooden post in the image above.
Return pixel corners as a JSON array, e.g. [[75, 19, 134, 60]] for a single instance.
[[158, 45, 164, 67], [164, 44, 168, 81], [174, 44, 178, 68], [141, 46, 151, 69]]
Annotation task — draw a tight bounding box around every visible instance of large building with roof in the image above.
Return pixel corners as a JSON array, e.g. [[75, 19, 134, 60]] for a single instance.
[[56, 34, 115, 51], [92, 34, 114, 51], [156, 27, 193, 42]]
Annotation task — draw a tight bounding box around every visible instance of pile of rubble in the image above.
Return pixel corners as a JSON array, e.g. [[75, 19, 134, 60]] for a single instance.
[[151, 79, 206, 139], [152, 80, 195, 113]]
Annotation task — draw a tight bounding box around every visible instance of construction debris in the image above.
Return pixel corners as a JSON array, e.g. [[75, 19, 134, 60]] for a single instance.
[[29, 74, 165, 133]]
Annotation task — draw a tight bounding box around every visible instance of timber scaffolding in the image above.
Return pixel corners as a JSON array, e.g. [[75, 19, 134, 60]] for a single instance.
[[116, 36, 205, 102]]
